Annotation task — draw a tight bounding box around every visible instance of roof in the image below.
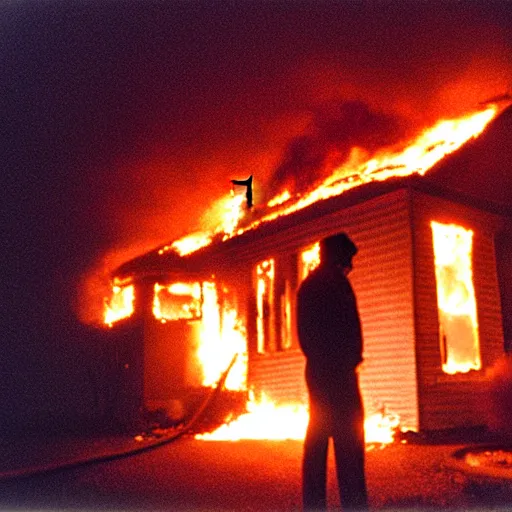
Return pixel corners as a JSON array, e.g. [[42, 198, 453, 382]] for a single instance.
[[422, 105, 512, 211], [113, 105, 512, 279]]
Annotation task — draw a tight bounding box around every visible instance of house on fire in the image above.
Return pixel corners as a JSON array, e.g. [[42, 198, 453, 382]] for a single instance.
[[105, 104, 512, 433]]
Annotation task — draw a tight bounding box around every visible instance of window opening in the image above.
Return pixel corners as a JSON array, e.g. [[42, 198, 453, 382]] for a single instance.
[[431, 221, 481, 374], [104, 283, 135, 326], [153, 282, 202, 322], [299, 242, 320, 281], [256, 259, 275, 353], [279, 280, 293, 351]]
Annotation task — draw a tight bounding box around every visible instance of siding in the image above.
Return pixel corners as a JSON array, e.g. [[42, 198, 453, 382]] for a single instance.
[[496, 228, 512, 351], [411, 191, 506, 430], [248, 189, 420, 431], [248, 350, 308, 404]]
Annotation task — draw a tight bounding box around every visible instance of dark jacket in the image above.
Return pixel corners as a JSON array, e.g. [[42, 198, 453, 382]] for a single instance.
[[297, 264, 363, 373]]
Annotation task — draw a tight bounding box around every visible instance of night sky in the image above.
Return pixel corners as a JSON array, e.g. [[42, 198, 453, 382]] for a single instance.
[[2, 1, 511, 430]]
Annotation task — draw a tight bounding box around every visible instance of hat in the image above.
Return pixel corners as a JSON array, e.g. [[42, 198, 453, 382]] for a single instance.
[[320, 233, 358, 264]]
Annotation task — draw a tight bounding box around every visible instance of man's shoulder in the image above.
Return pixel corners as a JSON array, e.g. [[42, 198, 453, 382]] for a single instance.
[[301, 266, 326, 286], [299, 265, 353, 298], [300, 266, 338, 292], [308, 265, 346, 282]]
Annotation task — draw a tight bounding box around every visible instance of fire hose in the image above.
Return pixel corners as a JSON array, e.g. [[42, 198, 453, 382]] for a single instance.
[[140, 351, 241, 441], [0, 353, 241, 481], [180, 351, 240, 434]]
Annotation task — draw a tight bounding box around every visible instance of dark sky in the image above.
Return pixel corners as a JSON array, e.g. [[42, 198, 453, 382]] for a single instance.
[[1, 1, 511, 425]]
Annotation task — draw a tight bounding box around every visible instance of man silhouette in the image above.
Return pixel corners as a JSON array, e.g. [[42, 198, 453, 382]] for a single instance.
[[297, 233, 368, 511]]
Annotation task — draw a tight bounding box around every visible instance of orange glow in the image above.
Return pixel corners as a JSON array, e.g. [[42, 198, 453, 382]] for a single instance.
[[267, 189, 291, 207], [158, 106, 499, 259], [170, 232, 213, 256], [235, 106, 500, 238], [256, 259, 275, 353], [197, 282, 247, 390], [196, 391, 400, 446], [104, 283, 135, 326], [300, 243, 320, 281], [152, 282, 202, 322], [152, 280, 247, 389], [431, 221, 481, 374], [221, 190, 246, 239]]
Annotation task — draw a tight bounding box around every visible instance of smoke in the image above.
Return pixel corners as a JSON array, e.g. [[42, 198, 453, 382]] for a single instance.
[[4, 1, 511, 326], [267, 100, 410, 199]]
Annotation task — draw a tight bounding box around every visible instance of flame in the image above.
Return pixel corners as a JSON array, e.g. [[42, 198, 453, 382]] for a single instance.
[[106, 106, 500, 436], [197, 392, 308, 441], [151, 279, 248, 389], [198, 282, 247, 390], [364, 407, 401, 446], [431, 221, 481, 374], [300, 243, 320, 281], [221, 190, 246, 239], [165, 106, 499, 258], [238, 106, 500, 238], [167, 190, 246, 256], [170, 232, 213, 256], [196, 391, 400, 446], [152, 282, 202, 322], [256, 259, 275, 353], [104, 283, 135, 326], [267, 189, 291, 207]]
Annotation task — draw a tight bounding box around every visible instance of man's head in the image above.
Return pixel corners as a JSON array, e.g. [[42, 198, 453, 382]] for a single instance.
[[320, 232, 358, 272]]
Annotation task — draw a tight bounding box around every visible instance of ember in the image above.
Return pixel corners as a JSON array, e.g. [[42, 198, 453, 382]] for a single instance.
[[465, 449, 512, 469]]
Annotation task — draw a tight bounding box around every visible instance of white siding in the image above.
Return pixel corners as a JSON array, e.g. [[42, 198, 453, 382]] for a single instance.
[[247, 190, 420, 430], [411, 191, 505, 430]]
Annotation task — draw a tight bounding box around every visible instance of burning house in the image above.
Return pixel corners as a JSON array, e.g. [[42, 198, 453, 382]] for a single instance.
[[104, 102, 512, 437]]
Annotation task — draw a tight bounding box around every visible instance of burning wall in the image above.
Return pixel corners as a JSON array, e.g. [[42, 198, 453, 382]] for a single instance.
[[8, 1, 512, 439], [102, 102, 510, 436]]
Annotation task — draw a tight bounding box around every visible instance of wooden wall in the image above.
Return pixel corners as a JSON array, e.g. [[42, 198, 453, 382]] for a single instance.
[[134, 186, 509, 432], [410, 190, 506, 430], [246, 189, 420, 431], [495, 226, 512, 352]]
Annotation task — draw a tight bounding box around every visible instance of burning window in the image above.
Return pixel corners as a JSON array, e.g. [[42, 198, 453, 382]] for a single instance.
[[299, 242, 320, 281], [256, 259, 275, 353], [104, 283, 135, 326], [431, 221, 481, 374], [151, 280, 247, 390], [153, 282, 202, 322], [279, 280, 292, 351]]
